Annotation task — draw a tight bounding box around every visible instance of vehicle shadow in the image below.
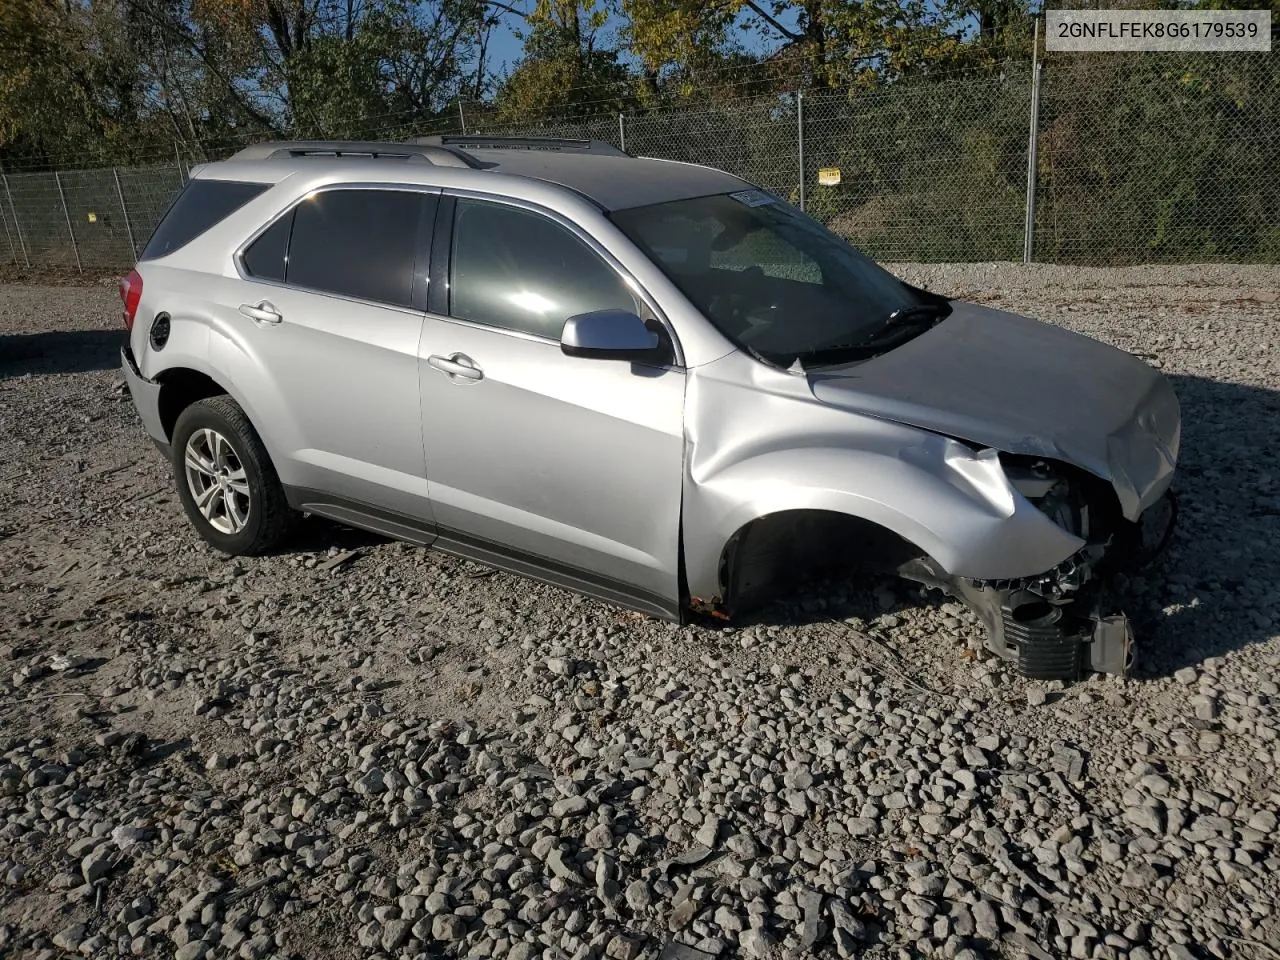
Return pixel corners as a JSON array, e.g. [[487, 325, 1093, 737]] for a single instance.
[[279, 516, 392, 555], [732, 372, 1280, 681], [1133, 372, 1280, 678], [0, 329, 124, 376]]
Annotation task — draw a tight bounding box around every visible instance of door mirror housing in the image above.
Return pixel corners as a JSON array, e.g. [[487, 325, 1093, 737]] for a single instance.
[[561, 310, 671, 364]]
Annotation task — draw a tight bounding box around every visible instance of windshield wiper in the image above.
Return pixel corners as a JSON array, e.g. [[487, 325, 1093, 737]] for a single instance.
[[786, 341, 885, 369], [876, 302, 952, 337], [788, 302, 951, 368]]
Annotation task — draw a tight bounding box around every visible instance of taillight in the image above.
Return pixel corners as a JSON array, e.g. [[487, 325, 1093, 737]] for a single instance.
[[119, 269, 143, 331]]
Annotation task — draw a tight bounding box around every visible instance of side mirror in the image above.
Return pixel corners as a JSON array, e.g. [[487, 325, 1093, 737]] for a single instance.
[[560, 310, 670, 364]]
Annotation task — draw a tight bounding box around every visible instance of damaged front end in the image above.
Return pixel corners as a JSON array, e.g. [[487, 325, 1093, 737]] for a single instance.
[[907, 456, 1177, 680]]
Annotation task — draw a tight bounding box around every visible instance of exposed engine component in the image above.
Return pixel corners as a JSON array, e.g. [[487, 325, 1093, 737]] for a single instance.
[[1004, 601, 1082, 679], [1003, 455, 1090, 539], [946, 456, 1172, 680], [965, 456, 1105, 600]]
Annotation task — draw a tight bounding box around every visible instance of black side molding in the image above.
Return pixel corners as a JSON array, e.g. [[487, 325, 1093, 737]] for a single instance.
[[432, 525, 679, 623], [282, 486, 680, 622], [284, 487, 435, 546]]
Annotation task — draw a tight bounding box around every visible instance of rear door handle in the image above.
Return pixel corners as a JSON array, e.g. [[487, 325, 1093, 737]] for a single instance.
[[239, 301, 282, 325], [427, 353, 483, 382]]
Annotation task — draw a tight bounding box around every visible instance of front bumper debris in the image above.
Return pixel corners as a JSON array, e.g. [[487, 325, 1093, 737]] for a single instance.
[[948, 489, 1176, 680], [994, 602, 1134, 679]]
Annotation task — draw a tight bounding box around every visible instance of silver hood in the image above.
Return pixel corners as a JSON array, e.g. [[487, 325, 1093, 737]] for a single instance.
[[809, 302, 1180, 521]]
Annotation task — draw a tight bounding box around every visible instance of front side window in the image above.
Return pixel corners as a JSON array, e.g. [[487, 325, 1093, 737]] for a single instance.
[[449, 198, 638, 340], [612, 193, 944, 367], [283, 189, 430, 307]]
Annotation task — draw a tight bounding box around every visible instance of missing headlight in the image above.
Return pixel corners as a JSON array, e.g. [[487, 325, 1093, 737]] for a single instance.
[[1002, 456, 1088, 538]]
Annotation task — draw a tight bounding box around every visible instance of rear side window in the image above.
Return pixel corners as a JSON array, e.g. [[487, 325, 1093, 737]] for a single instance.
[[141, 180, 267, 260], [284, 189, 429, 307]]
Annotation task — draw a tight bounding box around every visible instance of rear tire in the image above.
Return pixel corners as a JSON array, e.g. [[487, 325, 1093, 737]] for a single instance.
[[171, 395, 294, 555]]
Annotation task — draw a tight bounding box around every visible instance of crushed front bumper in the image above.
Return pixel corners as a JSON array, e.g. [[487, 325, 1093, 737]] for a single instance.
[[948, 490, 1177, 679]]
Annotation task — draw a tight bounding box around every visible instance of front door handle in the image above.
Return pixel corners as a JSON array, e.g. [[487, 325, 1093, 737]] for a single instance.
[[239, 301, 282, 325], [427, 353, 483, 382]]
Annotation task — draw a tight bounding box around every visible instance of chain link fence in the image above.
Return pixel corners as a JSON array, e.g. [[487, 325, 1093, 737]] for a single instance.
[[2, 51, 1276, 271], [1034, 52, 1279, 263], [800, 74, 1035, 262], [2, 165, 186, 271]]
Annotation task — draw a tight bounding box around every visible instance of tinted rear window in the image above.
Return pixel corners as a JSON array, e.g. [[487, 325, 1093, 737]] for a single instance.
[[285, 189, 428, 307], [141, 180, 268, 260]]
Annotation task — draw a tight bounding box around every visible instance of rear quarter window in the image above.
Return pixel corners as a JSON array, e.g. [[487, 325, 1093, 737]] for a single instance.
[[140, 180, 268, 260], [242, 212, 293, 283]]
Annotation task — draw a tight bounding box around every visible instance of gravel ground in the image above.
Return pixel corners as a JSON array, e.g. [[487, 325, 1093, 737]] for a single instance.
[[1, 263, 1279, 960]]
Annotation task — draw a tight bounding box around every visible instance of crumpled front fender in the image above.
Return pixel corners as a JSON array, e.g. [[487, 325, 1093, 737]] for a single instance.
[[682, 438, 1085, 601], [682, 353, 1085, 603]]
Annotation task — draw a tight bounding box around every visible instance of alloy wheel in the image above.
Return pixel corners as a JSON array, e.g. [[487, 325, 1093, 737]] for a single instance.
[[183, 427, 251, 534]]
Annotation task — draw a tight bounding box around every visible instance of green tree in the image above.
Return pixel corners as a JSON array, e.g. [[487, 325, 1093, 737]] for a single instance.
[[620, 0, 964, 90], [0, 0, 162, 164], [491, 0, 632, 121], [187, 0, 491, 137], [0, 0, 493, 164]]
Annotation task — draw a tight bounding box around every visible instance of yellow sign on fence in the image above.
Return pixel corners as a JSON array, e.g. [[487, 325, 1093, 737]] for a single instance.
[[818, 168, 842, 187]]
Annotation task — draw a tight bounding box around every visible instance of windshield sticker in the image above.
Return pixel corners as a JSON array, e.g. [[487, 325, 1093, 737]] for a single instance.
[[729, 189, 775, 208]]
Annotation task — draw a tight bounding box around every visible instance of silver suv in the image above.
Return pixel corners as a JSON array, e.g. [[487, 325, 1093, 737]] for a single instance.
[[121, 136, 1178, 680]]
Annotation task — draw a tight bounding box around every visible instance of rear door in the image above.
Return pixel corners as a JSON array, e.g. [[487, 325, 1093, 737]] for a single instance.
[[416, 194, 686, 615], [213, 186, 438, 529]]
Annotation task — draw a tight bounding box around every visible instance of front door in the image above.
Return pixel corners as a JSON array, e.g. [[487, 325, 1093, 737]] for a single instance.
[[417, 195, 685, 615]]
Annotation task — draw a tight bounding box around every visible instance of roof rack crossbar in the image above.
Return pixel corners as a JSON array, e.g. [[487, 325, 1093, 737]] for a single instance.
[[227, 140, 475, 167], [412, 135, 627, 156]]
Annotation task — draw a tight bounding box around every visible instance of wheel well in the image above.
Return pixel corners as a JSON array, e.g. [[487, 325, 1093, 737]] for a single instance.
[[156, 369, 228, 440], [719, 510, 926, 615]]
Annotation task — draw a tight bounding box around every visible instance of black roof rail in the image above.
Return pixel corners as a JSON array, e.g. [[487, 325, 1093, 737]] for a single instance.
[[228, 140, 476, 167], [411, 135, 627, 156]]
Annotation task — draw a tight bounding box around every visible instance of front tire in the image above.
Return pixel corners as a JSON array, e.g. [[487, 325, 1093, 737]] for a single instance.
[[171, 395, 294, 555]]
